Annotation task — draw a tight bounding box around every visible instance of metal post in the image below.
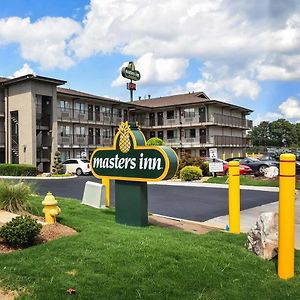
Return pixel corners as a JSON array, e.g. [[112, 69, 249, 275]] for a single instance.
[[228, 161, 240, 234], [278, 153, 296, 280], [130, 79, 133, 102], [101, 177, 110, 207]]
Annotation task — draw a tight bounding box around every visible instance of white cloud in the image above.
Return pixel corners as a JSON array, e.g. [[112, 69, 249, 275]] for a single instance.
[[1, 0, 300, 100], [112, 53, 188, 86], [0, 16, 80, 69], [253, 96, 300, 126], [13, 64, 35, 78], [278, 97, 300, 119], [70, 0, 300, 99], [253, 112, 283, 126]]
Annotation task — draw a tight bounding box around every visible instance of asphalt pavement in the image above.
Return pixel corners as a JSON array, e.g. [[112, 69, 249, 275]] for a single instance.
[[26, 175, 278, 222]]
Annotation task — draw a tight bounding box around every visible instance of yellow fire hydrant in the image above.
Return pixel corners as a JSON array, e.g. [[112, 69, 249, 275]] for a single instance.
[[42, 192, 61, 224]]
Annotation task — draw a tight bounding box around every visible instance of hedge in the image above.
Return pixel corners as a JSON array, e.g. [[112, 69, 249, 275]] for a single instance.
[[180, 166, 203, 181], [0, 164, 37, 176]]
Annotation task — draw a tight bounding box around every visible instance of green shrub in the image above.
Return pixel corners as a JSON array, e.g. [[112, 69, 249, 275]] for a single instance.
[[146, 137, 165, 146], [52, 151, 64, 175], [0, 215, 42, 247], [199, 161, 210, 176], [180, 166, 203, 181], [176, 153, 209, 177], [0, 181, 32, 213], [0, 164, 37, 176]]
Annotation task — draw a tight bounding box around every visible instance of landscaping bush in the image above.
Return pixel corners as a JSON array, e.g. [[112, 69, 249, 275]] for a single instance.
[[52, 151, 64, 175], [0, 164, 37, 176], [0, 215, 42, 247], [0, 181, 32, 213], [146, 137, 165, 146], [199, 161, 210, 176], [176, 153, 210, 177], [180, 166, 203, 181]]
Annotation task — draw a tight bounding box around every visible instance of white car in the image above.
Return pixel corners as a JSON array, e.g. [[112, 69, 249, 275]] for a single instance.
[[62, 159, 91, 176]]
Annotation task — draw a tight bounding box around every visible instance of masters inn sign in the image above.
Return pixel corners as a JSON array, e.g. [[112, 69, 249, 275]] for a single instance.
[[90, 122, 179, 226]]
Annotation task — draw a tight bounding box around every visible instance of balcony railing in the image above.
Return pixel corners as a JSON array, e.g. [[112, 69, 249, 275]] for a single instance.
[[57, 108, 124, 126], [58, 134, 113, 147], [131, 113, 252, 129], [211, 113, 253, 129], [212, 135, 250, 147]]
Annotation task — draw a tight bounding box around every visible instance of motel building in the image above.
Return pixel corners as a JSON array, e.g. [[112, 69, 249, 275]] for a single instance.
[[0, 74, 253, 173]]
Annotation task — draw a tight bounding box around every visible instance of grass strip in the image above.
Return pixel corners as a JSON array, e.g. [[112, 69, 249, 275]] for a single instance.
[[0, 196, 299, 299]]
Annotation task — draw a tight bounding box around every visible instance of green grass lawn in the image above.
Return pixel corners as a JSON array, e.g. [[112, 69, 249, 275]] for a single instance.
[[206, 175, 300, 190], [0, 196, 300, 299]]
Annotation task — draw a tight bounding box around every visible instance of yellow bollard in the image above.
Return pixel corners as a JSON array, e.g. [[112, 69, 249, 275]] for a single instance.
[[222, 153, 226, 160], [246, 152, 248, 158], [228, 161, 240, 234], [278, 153, 296, 280], [238, 152, 241, 157], [231, 153, 234, 158], [102, 177, 110, 207], [252, 152, 254, 158]]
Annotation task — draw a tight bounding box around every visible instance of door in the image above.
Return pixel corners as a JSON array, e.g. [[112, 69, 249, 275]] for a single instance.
[[123, 110, 128, 121], [199, 107, 206, 122], [149, 113, 155, 126], [88, 128, 94, 144], [157, 112, 164, 126], [150, 131, 155, 138], [200, 128, 206, 143], [95, 128, 100, 144], [158, 131, 164, 140], [95, 105, 100, 121], [88, 105, 93, 121], [200, 149, 206, 157]]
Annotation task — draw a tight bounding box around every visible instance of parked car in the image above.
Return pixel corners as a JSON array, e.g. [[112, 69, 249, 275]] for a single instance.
[[203, 157, 252, 176], [62, 158, 91, 176], [226, 157, 279, 174]]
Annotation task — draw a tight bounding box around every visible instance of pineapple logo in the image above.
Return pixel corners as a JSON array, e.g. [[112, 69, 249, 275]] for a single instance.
[[118, 122, 131, 153]]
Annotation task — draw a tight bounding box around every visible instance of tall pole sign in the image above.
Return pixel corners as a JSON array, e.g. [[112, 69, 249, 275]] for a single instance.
[[90, 122, 178, 227], [121, 61, 141, 102]]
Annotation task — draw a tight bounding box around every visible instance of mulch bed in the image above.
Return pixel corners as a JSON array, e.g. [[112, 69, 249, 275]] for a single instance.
[[0, 221, 77, 253]]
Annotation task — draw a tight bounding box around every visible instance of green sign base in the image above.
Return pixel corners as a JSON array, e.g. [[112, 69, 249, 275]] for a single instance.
[[115, 180, 148, 227]]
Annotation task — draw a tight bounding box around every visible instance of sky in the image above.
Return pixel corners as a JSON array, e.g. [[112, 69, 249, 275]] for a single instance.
[[0, 0, 300, 125]]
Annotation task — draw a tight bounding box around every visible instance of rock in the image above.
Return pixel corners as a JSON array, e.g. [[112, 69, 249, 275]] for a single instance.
[[245, 212, 278, 260], [263, 166, 278, 178]]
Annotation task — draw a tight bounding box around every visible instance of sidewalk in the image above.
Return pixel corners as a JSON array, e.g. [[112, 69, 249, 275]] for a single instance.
[[203, 194, 300, 250]]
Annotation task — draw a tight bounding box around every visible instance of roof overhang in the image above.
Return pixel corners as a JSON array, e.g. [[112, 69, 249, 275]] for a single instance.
[[0, 74, 66, 86]]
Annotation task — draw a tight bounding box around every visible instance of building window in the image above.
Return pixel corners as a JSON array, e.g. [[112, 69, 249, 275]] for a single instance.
[[75, 126, 85, 136], [101, 106, 111, 116], [185, 128, 196, 138], [103, 128, 111, 138], [75, 103, 85, 114], [60, 125, 70, 136], [167, 110, 175, 119], [61, 151, 70, 161], [167, 130, 177, 139], [183, 108, 195, 118], [60, 100, 70, 112], [117, 109, 122, 118]]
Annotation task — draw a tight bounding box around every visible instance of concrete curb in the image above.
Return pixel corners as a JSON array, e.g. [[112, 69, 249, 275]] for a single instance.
[[149, 181, 279, 192], [0, 175, 77, 180]]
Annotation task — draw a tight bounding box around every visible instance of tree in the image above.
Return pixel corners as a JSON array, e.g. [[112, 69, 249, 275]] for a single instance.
[[269, 119, 296, 147], [248, 121, 271, 146], [146, 137, 165, 146], [249, 119, 297, 147], [52, 151, 64, 174]]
